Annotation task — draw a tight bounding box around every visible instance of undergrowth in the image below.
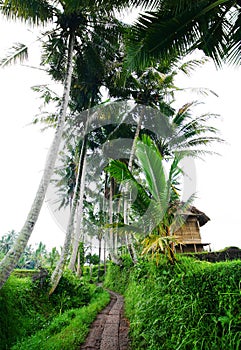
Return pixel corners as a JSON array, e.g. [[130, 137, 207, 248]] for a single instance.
[[0, 269, 109, 350], [105, 255, 241, 350], [11, 286, 109, 350]]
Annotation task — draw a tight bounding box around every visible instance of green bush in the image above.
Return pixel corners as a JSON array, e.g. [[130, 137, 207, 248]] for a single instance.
[[104, 254, 133, 293], [51, 270, 92, 313]]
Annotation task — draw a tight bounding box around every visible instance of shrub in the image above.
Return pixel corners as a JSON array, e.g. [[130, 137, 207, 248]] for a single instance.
[[51, 270, 92, 313]]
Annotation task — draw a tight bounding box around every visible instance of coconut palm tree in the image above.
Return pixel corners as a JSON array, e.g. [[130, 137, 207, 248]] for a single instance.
[[0, 26, 75, 289], [0, 0, 153, 289]]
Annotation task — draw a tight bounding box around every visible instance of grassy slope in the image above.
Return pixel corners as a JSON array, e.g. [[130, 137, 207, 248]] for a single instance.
[[0, 271, 109, 350], [11, 287, 109, 350], [104, 256, 241, 350]]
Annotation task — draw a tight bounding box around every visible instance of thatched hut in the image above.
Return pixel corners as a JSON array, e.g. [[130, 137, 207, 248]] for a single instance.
[[174, 206, 210, 253]]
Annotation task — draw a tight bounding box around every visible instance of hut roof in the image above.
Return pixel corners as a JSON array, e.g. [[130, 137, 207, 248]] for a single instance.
[[185, 206, 210, 227]]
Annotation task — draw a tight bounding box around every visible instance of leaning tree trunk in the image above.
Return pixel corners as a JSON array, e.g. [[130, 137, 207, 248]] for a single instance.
[[0, 32, 75, 290], [49, 134, 88, 294]]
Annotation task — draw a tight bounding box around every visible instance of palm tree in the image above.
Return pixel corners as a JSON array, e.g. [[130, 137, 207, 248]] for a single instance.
[[0, 0, 151, 289], [148, 101, 223, 160], [0, 230, 18, 255], [0, 24, 74, 289], [125, 0, 240, 71]]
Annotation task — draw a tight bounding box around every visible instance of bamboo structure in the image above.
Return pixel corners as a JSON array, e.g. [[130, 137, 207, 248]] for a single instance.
[[174, 206, 210, 253]]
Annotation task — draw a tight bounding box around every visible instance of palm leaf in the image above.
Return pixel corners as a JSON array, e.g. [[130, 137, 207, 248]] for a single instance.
[[125, 0, 236, 70], [105, 159, 151, 217], [0, 43, 28, 68], [1, 0, 54, 24], [135, 135, 166, 202], [105, 159, 134, 184]]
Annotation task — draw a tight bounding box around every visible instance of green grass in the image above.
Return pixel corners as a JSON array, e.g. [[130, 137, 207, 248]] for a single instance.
[[105, 255, 241, 350], [11, 286, 110, 350], [0, 270, 110, 350], [0, 275, 53, 349]]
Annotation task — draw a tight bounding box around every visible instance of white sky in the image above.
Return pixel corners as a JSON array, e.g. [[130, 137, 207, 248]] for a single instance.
[[0, 14, 241, 252]]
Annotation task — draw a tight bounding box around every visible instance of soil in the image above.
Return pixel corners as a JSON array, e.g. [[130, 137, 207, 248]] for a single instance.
[[80, 290, 130, 350]]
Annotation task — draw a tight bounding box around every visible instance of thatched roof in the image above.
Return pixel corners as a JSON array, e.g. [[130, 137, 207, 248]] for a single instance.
[[186, 206, 210, 227]]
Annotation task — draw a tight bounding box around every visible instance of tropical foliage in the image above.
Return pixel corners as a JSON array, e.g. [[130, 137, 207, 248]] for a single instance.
[[106, 134, 193, 263], [125, 0, 241, 70], [0, 0, 235, 292]]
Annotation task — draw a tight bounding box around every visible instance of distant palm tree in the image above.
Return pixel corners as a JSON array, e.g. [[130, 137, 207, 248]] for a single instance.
[[150, 101, 223, 159], [0, 230, 18, 255]]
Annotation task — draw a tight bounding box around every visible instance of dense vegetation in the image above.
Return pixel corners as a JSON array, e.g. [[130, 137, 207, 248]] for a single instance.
[[0, 1, 240, 348], [0, 270, 109, 350], [105, 256, 241, 350]]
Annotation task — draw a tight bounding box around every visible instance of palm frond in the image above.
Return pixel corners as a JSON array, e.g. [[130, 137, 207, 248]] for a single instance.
[[178, 57, 210, 76], [0, 43, 28, 68], [1, 0, 54, 24], [124, 0, 237, 71], [225, 7, 241, 65], [105, 159, 151, 217], [135, 135, 166, 202], [105, 159, 134, 184]]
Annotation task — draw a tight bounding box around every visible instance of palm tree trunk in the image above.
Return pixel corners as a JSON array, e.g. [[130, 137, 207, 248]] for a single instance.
[[76, 250, 81, 277], [103, 237, 107, 275], [97, 234, 102, 282], [68, 150, 87, 271], [49, 135, 88, 294], [124, 109, 144, 264], [108, 177, 120, 264], [109, 176, 114, 257], [0, 32, 75, 290]]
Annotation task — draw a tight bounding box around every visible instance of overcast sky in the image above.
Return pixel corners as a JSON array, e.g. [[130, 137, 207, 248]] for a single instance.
[[0, 14, 241, 252]]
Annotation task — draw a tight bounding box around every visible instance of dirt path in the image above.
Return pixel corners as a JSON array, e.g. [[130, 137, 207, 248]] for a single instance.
[[80, 290, 130, 350]]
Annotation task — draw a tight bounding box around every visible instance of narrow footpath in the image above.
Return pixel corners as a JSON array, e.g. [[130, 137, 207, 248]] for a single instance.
[[80, 290, 130, 350]]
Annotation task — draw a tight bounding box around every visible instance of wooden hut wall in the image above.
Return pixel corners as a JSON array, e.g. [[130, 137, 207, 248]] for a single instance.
[[175, 216, 201, 242]]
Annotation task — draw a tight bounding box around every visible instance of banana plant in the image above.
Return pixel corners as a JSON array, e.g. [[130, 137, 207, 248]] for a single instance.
[[106, 134, 194, 264]]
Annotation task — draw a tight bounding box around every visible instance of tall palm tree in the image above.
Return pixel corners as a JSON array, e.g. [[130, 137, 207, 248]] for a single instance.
[[0, 25, 75, 289], [0, 0, 151, 289]]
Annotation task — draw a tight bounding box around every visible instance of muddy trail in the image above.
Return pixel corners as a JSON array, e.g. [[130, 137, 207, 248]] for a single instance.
[[80, 290, 130, 350]]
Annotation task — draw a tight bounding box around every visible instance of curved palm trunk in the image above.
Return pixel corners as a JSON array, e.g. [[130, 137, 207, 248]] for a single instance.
[[49, 135, 88, 294], [0, 32, 75, 290]]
